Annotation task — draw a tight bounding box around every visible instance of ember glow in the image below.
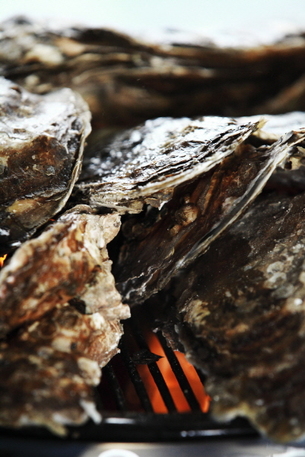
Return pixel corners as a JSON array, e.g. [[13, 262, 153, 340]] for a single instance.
[[138, 332, 210, 413], [0, 254, 7, 268]]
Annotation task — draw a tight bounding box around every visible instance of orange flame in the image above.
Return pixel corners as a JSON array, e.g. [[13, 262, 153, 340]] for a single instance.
[[0, 254, 7, 268], [138, 332, 210, 413]]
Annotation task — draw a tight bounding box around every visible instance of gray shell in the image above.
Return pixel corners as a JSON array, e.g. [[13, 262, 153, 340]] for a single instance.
[[77, 116, 262, 213]]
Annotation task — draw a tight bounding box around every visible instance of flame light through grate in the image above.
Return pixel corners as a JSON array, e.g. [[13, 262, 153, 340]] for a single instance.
[[137, 331, 210, 413], [0, 254, 7, 268], [100, 305, 210, 416], [0, 296, 257, 442]]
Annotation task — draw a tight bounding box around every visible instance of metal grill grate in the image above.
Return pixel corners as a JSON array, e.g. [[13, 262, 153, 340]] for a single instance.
[[100, 305, 207, 415], [90, 305, 258, 442], [0, 305, 258, 442]]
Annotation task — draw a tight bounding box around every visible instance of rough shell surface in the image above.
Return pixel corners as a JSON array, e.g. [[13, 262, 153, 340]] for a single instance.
[[0, 77, 91, 255], [166, 187, 305, 443], [0, 337, 102, 435], [76, 116, 261, 213], [0, 206, 129, 338], [2, 17, 305, 126], [97, 114, 305, 304], [17, 302, 126, 368], [0, 206, 130, 434]]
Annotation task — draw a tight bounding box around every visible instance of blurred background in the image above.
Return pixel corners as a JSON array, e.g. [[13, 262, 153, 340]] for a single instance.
[[1, 0, 305, 38]]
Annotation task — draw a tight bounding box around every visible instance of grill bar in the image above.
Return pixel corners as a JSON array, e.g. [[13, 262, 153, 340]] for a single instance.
[[119, 338, 154, 412], [155, 329, 202, 412], [102, 362, 127, 412], [125, 313, 177, 413], [0, 304, 258, 442]]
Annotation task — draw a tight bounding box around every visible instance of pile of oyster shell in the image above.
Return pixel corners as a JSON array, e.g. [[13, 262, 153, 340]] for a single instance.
[[2, 16, 305, 442]]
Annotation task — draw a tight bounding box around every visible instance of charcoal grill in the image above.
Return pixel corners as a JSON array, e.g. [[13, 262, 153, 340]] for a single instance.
[[93, 304, 256, 442], [2, 306, 305, 456]]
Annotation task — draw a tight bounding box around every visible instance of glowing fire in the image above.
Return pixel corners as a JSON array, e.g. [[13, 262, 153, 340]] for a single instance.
[[138, 332, 210, 413], [0, 254, 7, 268]]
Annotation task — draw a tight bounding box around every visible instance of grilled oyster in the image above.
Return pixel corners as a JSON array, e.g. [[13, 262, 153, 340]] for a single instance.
[[0, 299, 127, 435], [0, 205, 129, 433], [76, 116, 262, 213], [0, 205, 129, 338], [163, 188, 305, 443], [2, 17, 305, 126], [77, 114, 305, 304], [0, 342, 101, 436], [0, 77, 91, 255], [0, 314, 103, 435]]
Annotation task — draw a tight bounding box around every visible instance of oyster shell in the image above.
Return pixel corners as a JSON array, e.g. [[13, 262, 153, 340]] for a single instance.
[[0, 77, 91, 255], [0, 301, 127, 435], [0, 205, 130, 433], [76, 116, 261, 213], [78, 114, 305, 304], [2, 17, 305, 126], [165, 188, 305, 443], [0, 314, 103, 435], [0, 205, 129, 339]]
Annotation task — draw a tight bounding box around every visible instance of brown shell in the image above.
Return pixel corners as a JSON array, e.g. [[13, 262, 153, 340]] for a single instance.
[[0, 205, 129, 338], [0, 337, 102, 435], [0, 206, 130, 434], [17, 302, 125, 368], [0, 78, 91, 255], [2, 17, 305, 127]]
